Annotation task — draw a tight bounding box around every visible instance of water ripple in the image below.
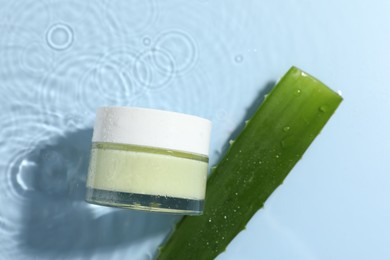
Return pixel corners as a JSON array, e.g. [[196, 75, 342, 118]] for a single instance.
[[37, 51, 101, 117], [134, 48, 176, 91], [77, 48, 147, 110], [20, 42, 51, 74], [142, 37, 152, 46], [153, 29, 198, 74], [46, 23, 74, 51], [0, 26, 51, 87], [3, 150, 34, 202]]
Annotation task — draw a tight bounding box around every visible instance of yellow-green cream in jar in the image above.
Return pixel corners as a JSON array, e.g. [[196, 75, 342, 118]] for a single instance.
[[85, 107, 211, 215]]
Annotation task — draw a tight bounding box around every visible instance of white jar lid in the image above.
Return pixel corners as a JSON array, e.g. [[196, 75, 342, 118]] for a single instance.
[[92, 106, 212, 156]]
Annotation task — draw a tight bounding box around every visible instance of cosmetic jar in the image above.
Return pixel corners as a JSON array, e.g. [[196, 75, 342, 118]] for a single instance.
[[85, 107, 211, 215]]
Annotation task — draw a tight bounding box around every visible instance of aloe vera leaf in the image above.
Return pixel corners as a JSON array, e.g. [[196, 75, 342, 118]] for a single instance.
[[157, 66, 343, 260]]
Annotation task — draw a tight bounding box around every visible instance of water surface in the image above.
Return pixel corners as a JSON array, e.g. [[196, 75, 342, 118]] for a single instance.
[[1, 0, 390, 259]]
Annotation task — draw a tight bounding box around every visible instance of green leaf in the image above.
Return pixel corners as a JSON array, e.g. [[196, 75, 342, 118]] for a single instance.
[[157, 66, 343, 260]]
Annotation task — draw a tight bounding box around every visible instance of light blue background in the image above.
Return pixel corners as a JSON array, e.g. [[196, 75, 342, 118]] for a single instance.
[[0, 0, 389, 259]]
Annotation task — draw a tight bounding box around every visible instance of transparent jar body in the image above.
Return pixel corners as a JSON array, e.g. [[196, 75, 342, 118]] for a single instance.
[[86, 142, 209, 215]]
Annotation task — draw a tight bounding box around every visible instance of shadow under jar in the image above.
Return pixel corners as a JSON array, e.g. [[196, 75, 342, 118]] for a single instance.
[[85, 107, 212, 215]]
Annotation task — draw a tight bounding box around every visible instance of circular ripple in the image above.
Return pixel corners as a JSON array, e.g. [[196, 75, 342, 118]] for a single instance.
[[0, 26, 50, 89], [76, 48, 147, 112], [142, 37, 152, 46], [0, 127, 92, 209], [46, 23, 74, 51], [153, 30, 198, 74], [20, 41, 50, 74], [234, 54, 244, 63], [37, 48, 148, 125], [4, 150, 35, 201], [134, 48, 175, 91], [37, 51, 101, 117]]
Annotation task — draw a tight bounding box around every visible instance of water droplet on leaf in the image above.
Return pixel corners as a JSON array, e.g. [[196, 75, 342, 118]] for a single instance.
[[319, 105, 328, 112]]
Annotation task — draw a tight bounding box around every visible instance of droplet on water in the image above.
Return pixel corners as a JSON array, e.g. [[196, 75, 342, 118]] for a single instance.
[[234, 54, 243, 63], [46, 23, 74, 51], [143, 37, 151, 46]]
